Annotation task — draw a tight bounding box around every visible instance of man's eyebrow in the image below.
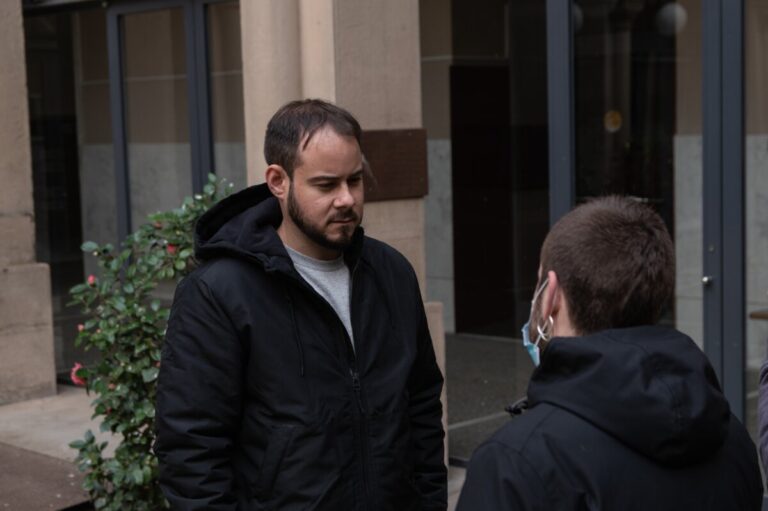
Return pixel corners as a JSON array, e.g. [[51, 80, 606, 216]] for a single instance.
[[307, 170, 364, 183], [307, 174, 340, 183]]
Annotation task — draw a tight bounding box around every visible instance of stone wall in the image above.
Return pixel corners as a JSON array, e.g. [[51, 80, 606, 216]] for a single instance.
[[0, 1, 56, 404]]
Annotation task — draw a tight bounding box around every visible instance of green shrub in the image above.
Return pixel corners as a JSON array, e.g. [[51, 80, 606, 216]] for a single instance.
[[68, 174, 232, 510]]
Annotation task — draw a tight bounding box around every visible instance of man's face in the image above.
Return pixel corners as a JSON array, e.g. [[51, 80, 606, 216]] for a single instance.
[[285, 126, 364, 256]]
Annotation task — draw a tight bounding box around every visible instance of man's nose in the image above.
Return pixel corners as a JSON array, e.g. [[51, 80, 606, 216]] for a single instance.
[[334, 183, 355, 208]]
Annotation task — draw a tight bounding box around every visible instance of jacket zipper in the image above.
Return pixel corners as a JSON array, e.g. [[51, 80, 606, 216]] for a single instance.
[[347, 261, 371, 508], [282, 258, 371, 506]]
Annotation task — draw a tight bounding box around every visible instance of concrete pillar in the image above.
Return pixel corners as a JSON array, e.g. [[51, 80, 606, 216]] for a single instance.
[[240, 0, 302, 186], [0, 1, 56, 404]]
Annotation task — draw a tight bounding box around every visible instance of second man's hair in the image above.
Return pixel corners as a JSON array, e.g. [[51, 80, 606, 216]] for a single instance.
[[540, 196, 675, 335]]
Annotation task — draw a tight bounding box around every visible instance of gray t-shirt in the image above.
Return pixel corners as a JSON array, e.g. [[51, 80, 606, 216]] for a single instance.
[[285, 246, 354, 348]]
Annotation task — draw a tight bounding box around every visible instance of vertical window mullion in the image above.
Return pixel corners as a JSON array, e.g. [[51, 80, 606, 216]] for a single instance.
[[107, 9, 132, 240], [546, 0, 576, 226]]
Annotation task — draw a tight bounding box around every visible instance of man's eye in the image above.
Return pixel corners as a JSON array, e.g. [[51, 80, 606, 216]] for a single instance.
[[349, 176, 363, 185], [316, 182, 335, 190]]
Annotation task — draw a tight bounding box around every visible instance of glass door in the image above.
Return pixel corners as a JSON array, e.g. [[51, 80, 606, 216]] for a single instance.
[[568, 0, 705, 346], [548, 0, 751, 424]]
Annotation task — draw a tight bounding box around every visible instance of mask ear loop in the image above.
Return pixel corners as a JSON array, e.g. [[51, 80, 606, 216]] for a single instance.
[[536, 315, 554, 345]]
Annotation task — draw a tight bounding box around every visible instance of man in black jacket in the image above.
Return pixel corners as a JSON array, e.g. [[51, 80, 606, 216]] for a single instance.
[[457, 196, 762, 510], [155, 99, 446, 510]]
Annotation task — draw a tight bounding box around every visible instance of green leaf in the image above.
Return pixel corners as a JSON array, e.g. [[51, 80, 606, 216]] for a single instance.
[[123, 283, 135, 294], [81, 241, 99, 252], [174, 259, 186, 271], [179, 248, 192, 259], [141, 367, 159, 383], [70, 283, 89, 294], [69, 439, 86, 450]]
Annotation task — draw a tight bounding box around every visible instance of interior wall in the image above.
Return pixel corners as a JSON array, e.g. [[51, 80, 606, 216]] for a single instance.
[[745, 0, 768, 372], [673, 0, 703, 348]]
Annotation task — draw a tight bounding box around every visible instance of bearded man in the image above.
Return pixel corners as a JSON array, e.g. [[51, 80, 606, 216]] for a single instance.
[[155, 99, 446, 510]]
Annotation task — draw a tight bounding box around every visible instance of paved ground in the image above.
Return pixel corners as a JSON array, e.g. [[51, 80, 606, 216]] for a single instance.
[[0, 332, 528, 509], [0, 386, 113, 509], [0, 385, 469, 510], [445, 333, 533, 461]]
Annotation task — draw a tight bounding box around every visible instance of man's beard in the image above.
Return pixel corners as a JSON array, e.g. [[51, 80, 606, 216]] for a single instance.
[[287, 188, 361, 252]]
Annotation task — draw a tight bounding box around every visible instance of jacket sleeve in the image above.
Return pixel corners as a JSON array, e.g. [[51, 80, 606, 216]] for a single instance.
[[154, 274, 243, 510], [758, 358, 768, 477], [456, 441, 548, 511], [407, 276, 448, 510]]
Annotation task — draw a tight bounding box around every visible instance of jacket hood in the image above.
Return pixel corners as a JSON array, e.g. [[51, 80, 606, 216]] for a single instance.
[[528, 326, 730, 467], [194, 183, 363, 270]]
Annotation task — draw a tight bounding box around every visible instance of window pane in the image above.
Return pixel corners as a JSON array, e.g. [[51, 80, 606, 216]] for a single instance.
[[122, 8, 193, 228], [25, 9, 118, 374], [208, 2, 246, 190]]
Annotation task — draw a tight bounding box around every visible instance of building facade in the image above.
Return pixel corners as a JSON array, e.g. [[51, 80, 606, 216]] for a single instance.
[[1, 0, 767, 461]]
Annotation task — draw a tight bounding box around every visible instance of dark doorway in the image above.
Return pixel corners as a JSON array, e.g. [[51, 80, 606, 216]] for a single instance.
[[451, 0, 549, 337], [25, 12, 92, 377]]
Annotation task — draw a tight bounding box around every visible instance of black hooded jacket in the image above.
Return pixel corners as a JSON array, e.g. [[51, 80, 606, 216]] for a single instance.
[[457, 326, 762, 510], [154, 184, 446, 510]]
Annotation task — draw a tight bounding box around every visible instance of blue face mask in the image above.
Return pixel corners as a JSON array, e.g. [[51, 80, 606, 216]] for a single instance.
[[521, 278, 549, 367], [521, 321, 540, 366]]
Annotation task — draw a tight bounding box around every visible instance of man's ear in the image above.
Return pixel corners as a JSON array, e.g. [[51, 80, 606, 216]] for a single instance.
[[540, 270, 560, 320], [266, 165, 289, 199]]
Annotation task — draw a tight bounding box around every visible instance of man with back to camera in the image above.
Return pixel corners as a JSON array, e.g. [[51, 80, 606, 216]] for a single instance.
[[457, 196, 762, 510], [154, 99, 447, 510]]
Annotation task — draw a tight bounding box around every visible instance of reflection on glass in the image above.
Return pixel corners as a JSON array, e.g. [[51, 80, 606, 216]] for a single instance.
[[25, 9, 117, 373], [446, 0, 549, 461], [744, 0, 768, 440], [208, 2, 246, 190], [122, 8, 192, 229], [573, 0, 703, 344], [451, 1, 549, 338]]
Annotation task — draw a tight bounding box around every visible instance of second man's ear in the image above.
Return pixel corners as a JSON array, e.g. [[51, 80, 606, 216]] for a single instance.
[[540, 270, 560, 320], [266, 165, 289, 199]]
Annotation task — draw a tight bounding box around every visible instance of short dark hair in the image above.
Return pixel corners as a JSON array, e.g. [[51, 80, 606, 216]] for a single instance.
[[540, 196, 675, 335], [264, 99, 363, 178]]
